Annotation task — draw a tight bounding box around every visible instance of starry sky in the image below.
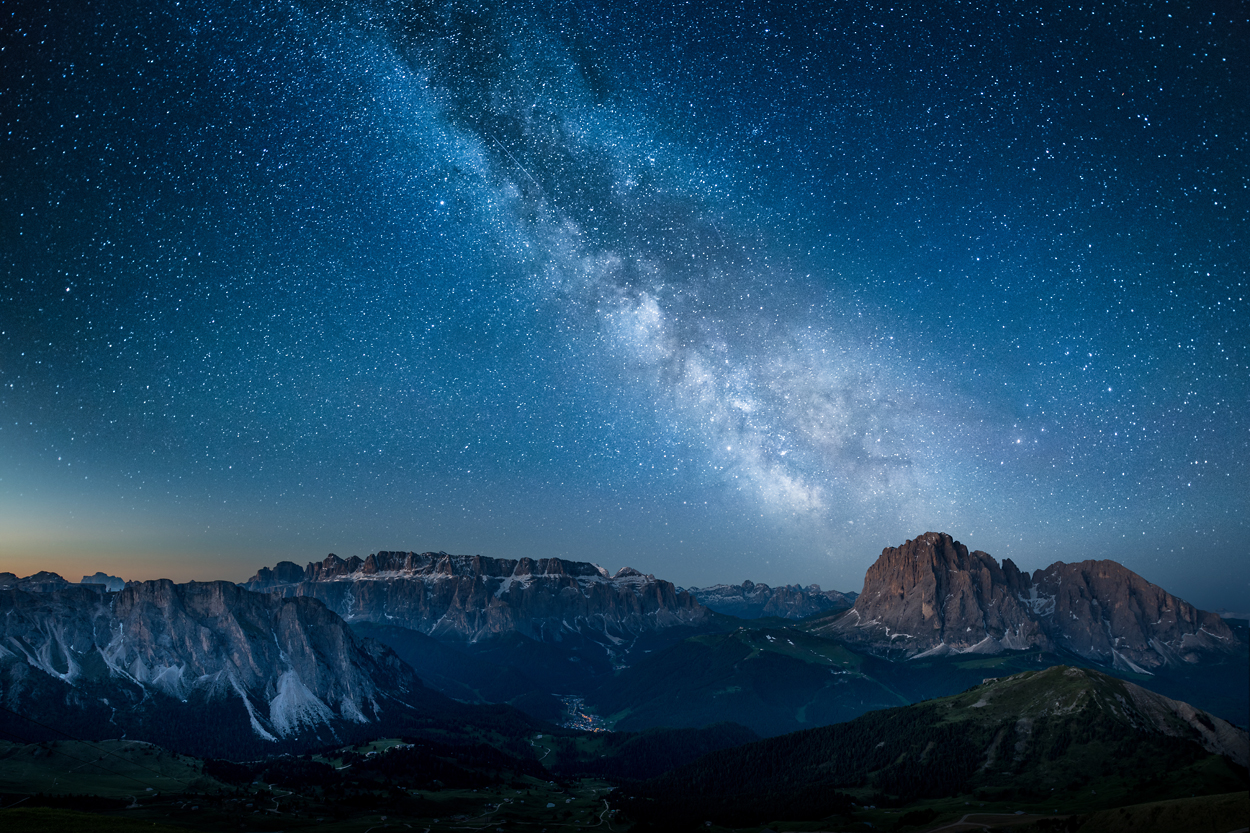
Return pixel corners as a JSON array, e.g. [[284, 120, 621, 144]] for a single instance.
[[2, 0, 1247, 610]]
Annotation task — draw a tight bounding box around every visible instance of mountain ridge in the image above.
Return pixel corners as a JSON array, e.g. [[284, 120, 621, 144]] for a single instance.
[[244, 551, 710, 644], [0, 579, 432, 751], [683, 579, 856, 620]]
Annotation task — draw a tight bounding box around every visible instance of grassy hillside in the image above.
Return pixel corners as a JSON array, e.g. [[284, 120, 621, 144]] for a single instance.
[[889, 646, 1250, 730], [0, 808, 194, 833], [0, 732, 615, 832], [616, 666, 1249, 829], [547, 722, 759, 780], [1067, 791, 1250, 833], [0, 739, 223, 798]]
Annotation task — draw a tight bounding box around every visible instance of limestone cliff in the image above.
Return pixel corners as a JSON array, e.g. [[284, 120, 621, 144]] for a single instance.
[[0, 580, 421, 742], [815, 532, 1237, 669], [245, 551, 710, 642]]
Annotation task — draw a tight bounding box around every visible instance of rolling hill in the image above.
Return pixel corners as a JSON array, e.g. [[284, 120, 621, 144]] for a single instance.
[[616, 665, 1249, 828]]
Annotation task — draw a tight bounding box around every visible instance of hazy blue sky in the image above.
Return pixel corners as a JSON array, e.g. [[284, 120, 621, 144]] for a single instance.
[[3, 0, 1246, 610]]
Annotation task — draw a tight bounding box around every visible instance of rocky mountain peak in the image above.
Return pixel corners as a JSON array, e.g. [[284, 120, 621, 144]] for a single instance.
[[817, 532, 1237, 669], [842, 532, 1044, 654], [1030, 559, 1234, 669]]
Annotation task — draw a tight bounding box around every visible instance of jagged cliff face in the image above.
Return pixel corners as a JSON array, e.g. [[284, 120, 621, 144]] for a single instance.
[[0, 581, 420, 741], [1030, 560, 1234, 669], [816, 532, 1237, 670], [685, 580, 856, 620], [245, 552, 710, 642], [821, 532, 1047, 655]]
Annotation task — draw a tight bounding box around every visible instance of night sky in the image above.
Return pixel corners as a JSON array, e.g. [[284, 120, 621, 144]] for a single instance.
[[2, 0, 1247, 611]]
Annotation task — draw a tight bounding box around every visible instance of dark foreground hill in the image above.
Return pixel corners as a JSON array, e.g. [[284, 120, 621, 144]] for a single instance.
[[0, 723, 762, 832], [615, 665, 1249, 829]]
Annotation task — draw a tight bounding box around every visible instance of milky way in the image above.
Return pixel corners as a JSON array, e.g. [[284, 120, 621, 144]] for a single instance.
[[2, 0, 1246, 608]]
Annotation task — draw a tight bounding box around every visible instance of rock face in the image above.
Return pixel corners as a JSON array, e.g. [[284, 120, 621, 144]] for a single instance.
[[0, 580, 421, 742], [245, 552, 710, 642], [816, 532, 1237, 670], [685, 580, 856, 620], [1029, 560, 1235, 668]]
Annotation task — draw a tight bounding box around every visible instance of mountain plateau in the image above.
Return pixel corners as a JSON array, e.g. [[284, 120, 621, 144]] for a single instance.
[[245, 551, 710, 645]]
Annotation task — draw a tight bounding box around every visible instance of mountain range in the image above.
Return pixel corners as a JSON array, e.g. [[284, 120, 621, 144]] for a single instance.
[[244, 551, 708, 643], [1, 532, 1247, 831], [683, 579, 856, 620], [816, 532, 1238, 671], [0, 578, 479, 757], [1, 532, 1245, 750]]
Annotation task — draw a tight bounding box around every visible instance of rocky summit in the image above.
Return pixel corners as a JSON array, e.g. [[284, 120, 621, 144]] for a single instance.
[[816, 532, 1237, 669], [245, 551, 710, 642], [0, 580, 421, 743]]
